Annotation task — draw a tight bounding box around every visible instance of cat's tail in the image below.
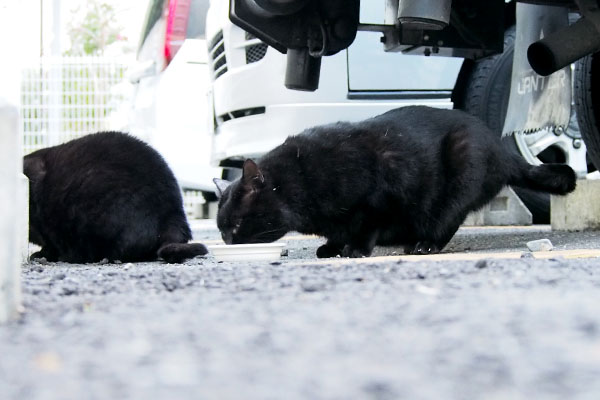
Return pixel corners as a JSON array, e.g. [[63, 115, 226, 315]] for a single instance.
[[158, 242, 208, 263], [157, 217, 208, 263], [508, 157, 577, 195]]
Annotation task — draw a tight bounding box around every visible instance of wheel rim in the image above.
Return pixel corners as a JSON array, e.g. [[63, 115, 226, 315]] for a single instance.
[[512, 116, 588, 178]]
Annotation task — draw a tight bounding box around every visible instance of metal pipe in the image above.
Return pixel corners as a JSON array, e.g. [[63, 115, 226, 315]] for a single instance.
[[284, 47, 321, 91], [398, 0, 452, 30], [527, 16, 600, 76]]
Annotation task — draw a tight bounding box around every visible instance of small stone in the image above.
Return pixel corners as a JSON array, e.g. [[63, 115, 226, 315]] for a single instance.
[[270, 261, 281, 265], [123, 263, 133, 270], [162, 281, 180, 292], [526, 238, 553, 252], [61, 286, 78, 296], [301, 281, 326, 292], [415, 284, 439, 296], [475, 259, 487, 269], [51, 273, 66, 281], [521, 251, 534, 259], [34, 351, 63, 373], [281, 249, 289, 257], [97, 258, 110, 265]]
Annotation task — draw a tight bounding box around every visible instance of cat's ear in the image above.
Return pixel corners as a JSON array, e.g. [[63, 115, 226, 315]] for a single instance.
[[23, 155, 46, 181], [213, 178, 231, 199], [242, 159, 264, 189]]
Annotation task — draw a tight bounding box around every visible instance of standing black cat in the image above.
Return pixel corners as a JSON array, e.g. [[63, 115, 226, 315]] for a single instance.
[[24, 131, 207, 263], [214, 106, 577, 258]]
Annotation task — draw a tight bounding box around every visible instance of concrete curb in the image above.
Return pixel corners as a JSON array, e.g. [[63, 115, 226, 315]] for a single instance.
[[0, 98, 23, 323], [552, 179, 600, 231]]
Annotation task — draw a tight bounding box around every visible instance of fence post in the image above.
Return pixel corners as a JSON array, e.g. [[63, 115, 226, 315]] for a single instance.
[[0, 97, 22, 323], [48, 58, 62, 146]]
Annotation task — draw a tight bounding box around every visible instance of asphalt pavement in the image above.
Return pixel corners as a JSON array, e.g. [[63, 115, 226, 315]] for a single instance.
[[1, 221, 600, 400]]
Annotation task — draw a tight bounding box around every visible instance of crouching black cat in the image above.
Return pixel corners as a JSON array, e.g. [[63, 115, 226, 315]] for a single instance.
[[214, 106, 576, 258], [24, 131, 207, 263]]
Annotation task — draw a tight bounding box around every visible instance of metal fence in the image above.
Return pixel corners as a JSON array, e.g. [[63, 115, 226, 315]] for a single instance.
[[21, 56, 129, 154], [19, 57, 208, 217]]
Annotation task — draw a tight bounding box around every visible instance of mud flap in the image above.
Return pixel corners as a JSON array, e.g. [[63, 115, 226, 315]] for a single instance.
[[502, 3, 571, 136]]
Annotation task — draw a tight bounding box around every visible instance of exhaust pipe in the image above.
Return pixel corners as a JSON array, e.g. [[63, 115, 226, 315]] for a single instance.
[[285, 48, 321, 91], [528, 16, 600, 76]]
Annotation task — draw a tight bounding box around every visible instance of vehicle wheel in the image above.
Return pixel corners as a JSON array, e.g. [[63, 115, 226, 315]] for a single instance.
[[457, 26, 587, 224], [575, 52, 600, 172], [222, 167, 242, 182], [202, 191, 218, 203]]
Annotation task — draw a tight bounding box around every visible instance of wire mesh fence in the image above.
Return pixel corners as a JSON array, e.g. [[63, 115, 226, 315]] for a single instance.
[[21, 56, 129, 154], [19, 56, 209, 217]]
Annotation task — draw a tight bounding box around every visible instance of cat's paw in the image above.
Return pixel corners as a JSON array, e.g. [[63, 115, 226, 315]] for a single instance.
[[409, 242, 440, 255], [29, 252, 47, 263], [30, 250, 57, 262], [316, 243, 342, 258], [341, 245, 371, 258]]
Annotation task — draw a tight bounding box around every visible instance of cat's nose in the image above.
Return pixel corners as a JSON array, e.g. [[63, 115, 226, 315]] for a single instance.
[[222, 232, 233, 244]]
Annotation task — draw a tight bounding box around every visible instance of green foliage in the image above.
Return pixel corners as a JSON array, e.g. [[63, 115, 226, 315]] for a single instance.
[[64, 1, 126, 56]]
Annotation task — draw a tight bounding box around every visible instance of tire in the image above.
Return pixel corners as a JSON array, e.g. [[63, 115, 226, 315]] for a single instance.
[[457, 25, 552, 224], [575, 53, 600, 171], [202, 191, 218, 203]]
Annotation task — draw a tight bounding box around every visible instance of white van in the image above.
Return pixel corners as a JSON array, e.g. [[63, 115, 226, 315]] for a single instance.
[[206, 0, 586, 223], [206, 0, 463, 170]]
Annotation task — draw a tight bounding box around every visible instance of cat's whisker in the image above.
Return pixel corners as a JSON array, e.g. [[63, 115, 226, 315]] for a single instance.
[[254, 228, 287, 241], [256, 230, 285, 237]]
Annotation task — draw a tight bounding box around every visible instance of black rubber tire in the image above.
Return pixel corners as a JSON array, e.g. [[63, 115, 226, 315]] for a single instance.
[[574, 53, 600, 171], [457, 25, 551, 224], [202, 191, 218, 203]]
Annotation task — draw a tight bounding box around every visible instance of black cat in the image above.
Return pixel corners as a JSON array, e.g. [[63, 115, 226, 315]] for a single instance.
[[214, 106, 576, 258], [24, 131, 207, 263]]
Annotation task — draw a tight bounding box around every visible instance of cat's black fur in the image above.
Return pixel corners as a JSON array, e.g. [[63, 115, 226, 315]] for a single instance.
[[24, 131, 207, 263], [215, 106, 577, 258]]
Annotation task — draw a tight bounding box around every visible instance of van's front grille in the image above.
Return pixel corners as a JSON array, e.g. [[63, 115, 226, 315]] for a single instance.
[[244, 31, 268, 64], [209, 31, 227, 79], [246, 43, 268, 64]]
